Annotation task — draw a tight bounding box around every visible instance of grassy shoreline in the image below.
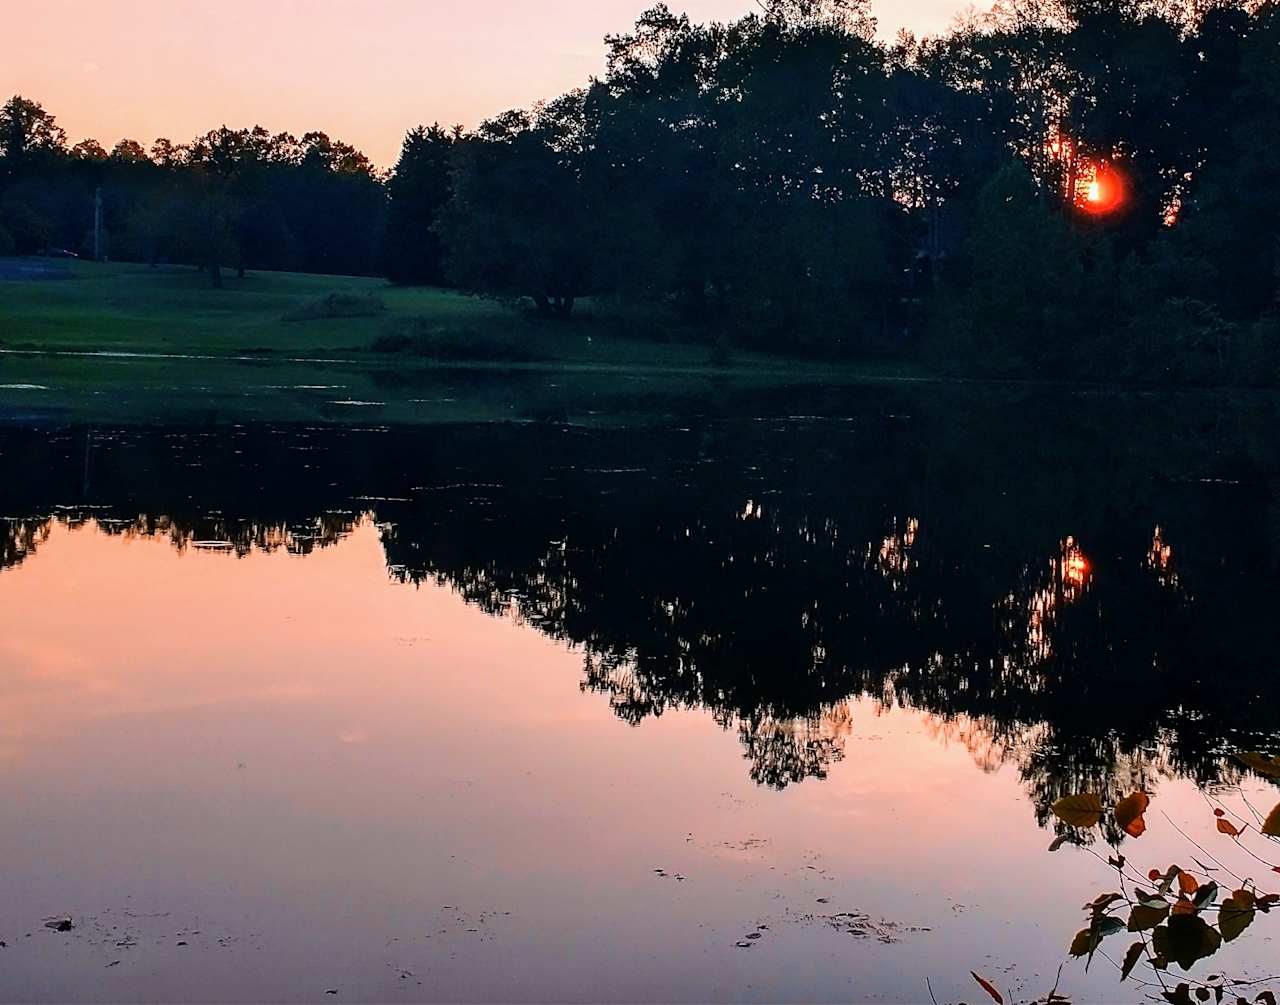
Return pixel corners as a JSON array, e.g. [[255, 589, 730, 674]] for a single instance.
[[0, 256, 934, 424], [0, 257, 920, 378], [5, 258, 1275, 427]]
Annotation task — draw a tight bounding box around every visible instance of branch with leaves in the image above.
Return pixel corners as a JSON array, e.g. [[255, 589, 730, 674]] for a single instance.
[[1048, 753, 1280, 1003]]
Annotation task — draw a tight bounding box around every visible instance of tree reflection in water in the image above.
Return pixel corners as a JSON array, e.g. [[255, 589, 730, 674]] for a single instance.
[[2, 386, 1278, 820]]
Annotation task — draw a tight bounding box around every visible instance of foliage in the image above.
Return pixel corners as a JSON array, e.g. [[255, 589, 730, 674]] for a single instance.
[[438, 94, 605, 317], [1048, 774, 1280, 1000], [371, 316, 550, 363], [0, 98, 385, 284], [3, 0, 1280, 375], [382, 124, 457, 286], [282, 290, 386, 322]]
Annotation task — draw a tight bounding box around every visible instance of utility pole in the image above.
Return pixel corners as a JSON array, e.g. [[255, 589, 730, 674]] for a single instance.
[[93, 186, 103, 262]]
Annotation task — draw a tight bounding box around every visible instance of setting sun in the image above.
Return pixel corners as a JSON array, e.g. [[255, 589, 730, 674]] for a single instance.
[[2, 0, 1279, 998], [1077, 160, 1128, 216]]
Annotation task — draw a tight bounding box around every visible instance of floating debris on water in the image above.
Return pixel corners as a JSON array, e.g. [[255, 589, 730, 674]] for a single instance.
[[801, 909, 931, 945]]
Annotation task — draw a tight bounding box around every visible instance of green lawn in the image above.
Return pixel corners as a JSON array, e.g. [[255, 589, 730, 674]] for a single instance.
[[0, 258, 931, 424], [0, 258, 735, 367], [0, 260, 530, 355]]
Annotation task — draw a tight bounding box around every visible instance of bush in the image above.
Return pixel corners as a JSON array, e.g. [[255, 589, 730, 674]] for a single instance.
[[370, 317, 549, 363], [709, 333, 735, 367], [283, 291, 385, 322], [1126, 297, 1239, 386]]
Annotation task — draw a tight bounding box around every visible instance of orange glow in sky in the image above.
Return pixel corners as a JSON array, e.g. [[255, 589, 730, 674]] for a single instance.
[[1076, 160, 1129, 217], [2, 0, 970, 167]]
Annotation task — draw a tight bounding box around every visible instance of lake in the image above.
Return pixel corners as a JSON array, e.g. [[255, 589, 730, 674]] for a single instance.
[[1, 382, 1278, 1003]]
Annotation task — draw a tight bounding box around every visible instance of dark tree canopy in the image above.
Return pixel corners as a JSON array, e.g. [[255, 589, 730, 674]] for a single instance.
[[0, 99, 386, 282], [382, 124, 457, 285], [2, 0, 1278, 379]]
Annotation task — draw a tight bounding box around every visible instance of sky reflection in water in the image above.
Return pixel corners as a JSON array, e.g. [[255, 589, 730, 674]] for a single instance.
[[0, 397, 1278, 1002]]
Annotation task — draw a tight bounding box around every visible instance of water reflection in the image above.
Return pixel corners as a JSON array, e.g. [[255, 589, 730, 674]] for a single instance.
[[3, 388, 1278, 823], [1, 390, 1279, 999]]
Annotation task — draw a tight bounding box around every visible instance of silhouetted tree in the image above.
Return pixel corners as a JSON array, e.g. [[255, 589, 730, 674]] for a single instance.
[[441, 95, 603, 317], [382, 124, 457, 285], [3, 0, 1279, 379]]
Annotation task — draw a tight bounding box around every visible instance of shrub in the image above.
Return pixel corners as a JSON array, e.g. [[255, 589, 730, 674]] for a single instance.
[[370, 317, 548, 363], [283, 291, 385, 322]]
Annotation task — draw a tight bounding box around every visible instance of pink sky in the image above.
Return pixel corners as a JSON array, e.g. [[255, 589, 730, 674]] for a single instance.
[[5, 1, 968, 168]]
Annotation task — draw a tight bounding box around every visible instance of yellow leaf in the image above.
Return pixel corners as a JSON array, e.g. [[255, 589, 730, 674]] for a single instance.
[[1216, 817, 1241, 838], [1115, 791, 1150, 838], [1263, 802, 1280, 838], [1178, 872, 1199, 896], [1053, 793, 1105, 828], [971, 972, 1003, 1005], [1235, 753, 1280, 779]]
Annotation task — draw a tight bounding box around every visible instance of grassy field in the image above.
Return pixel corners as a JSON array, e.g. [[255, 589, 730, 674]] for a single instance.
[[0, 257, 810, 368], [0, 257, 931, 424]]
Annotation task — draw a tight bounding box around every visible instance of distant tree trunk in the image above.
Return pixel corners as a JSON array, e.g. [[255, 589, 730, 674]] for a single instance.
[[237, 263, 246, 279], [210, 261, 223, 289]]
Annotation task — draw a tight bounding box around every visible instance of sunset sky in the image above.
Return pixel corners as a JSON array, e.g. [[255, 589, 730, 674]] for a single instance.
[[5, 0, 968, 168]]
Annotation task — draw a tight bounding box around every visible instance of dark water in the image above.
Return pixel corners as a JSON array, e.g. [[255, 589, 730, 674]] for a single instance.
[[1, 384, 1278, 1002]]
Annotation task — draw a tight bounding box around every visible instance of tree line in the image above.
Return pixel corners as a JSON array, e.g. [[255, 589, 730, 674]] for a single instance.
[[0, 99, 386, 283], [2, 0, 1278, 380], [4, 391, 1277, 793]]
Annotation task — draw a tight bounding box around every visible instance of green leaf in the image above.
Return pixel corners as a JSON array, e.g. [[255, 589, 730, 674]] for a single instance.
[[1157, 867, 1182, 896], [1219, 896, 1255, 942], [1193, 881, 1220, 910], [1053, 793, 1106, 828], [1070, 916, 1126, 968], [1121, 940, 1145, 981], [1086, 892, 1125, 915], [1129, 901, 1171, 931], [1152, 916, 1223, 971]]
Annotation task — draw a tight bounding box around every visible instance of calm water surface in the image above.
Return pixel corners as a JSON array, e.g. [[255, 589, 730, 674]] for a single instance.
[[1, 385, 1278, 1002]]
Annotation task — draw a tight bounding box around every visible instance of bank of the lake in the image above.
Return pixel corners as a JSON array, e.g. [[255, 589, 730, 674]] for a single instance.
[[0, 257, 918, 377]]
